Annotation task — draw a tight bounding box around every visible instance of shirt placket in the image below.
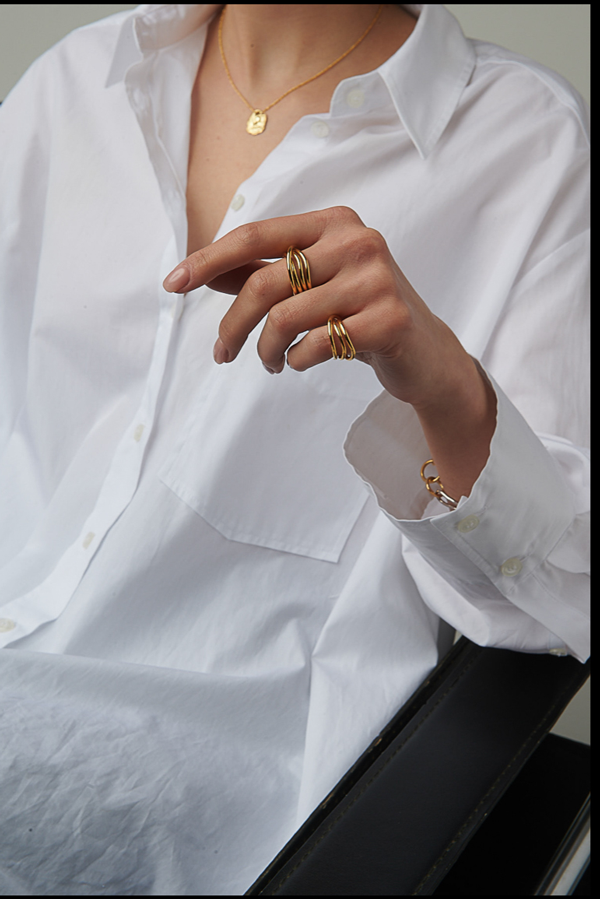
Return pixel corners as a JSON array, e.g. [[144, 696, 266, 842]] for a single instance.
[[0, 56, 186, 647]]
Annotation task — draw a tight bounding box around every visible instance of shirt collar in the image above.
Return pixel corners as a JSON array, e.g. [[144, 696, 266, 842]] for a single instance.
[[106, 4, 220, 86], [379, 5, 476, 158], [106, 4, 476, 159]]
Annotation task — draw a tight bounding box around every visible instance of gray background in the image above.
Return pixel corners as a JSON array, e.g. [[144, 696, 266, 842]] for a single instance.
[[0, 5, 590, 744]]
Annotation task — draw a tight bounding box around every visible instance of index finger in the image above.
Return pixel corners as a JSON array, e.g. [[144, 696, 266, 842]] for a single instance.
[[162, 210, 331, 293]]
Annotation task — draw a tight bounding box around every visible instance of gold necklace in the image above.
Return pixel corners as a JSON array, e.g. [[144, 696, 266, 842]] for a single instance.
[[218, 5, 384, 135]]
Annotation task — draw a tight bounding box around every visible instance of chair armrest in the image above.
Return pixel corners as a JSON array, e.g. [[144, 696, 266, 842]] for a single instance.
[[246, 638, 590, 896]]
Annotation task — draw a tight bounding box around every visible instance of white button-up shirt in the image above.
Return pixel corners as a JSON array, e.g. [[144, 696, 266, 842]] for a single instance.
[[0, 4, 589, 894]]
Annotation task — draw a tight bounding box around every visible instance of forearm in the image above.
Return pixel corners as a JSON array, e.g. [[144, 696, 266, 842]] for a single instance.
[[414, 355, 497, 504]]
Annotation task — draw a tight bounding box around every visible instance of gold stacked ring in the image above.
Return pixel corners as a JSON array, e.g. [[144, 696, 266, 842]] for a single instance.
[[327, 315, 356, 360], [286, 246, 312, 295]]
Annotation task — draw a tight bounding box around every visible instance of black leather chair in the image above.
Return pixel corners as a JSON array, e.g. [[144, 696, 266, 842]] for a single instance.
[[246, 638, 590, 896]]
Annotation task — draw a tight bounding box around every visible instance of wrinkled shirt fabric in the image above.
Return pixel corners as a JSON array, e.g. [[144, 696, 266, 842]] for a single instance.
[[0, 3, 589, 895]]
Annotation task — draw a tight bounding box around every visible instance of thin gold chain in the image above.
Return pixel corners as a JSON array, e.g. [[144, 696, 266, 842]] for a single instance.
[[218, 5, 384, 115]]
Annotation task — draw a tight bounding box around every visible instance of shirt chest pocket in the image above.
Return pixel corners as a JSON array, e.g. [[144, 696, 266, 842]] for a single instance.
[[159, 343, 380, 563]]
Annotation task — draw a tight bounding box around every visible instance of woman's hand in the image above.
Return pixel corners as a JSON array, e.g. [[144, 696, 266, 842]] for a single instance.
[[163, 206, 496, 500]]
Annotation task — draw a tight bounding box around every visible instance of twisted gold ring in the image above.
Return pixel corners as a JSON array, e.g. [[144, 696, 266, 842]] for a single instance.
[[327, 315, 356, 360], [286, 247, 312, 295]]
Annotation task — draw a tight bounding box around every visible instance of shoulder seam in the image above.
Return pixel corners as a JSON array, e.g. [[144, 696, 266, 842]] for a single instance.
[[472, 44, 589, 146]]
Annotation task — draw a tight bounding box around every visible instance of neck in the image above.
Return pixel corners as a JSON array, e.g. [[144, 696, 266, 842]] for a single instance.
[[218, 4, 411, 104]]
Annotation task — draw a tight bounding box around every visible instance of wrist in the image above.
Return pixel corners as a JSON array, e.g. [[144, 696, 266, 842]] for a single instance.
[[414, 357, 497, 501]]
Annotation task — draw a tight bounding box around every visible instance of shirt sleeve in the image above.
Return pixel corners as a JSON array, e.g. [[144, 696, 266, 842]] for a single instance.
[[345, 64, 590, 664], [344, 224, 590, 665], [344, 371, 589, 662]]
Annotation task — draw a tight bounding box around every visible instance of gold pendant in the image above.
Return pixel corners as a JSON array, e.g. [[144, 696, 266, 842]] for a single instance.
[[247, 109, 267, 135]]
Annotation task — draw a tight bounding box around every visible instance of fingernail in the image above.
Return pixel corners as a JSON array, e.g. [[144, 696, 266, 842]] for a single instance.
[[213, 338, 230, 365], [262, 363, 276, 375], [163, 265, 189, 292]]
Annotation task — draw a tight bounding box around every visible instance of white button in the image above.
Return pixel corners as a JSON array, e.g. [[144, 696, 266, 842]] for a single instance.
[[82, 532, 95, 549], [311, 120, 330, 139], [133, 423, 145, 442], [231, 194, 245, 211], [346, 88, 365, 108], [457, 514, 480, 533], [500, 557, 523, 577], [549, 647, 568, 657], [0, 618, 16, 633]]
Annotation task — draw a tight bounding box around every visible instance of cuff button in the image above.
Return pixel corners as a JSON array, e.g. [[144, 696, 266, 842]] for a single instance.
[[501, 557, 523, 577], [457, 514, 480, 533]]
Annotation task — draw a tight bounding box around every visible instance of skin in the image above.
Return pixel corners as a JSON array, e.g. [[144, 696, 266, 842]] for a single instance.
[[164, 5, 497, 504]]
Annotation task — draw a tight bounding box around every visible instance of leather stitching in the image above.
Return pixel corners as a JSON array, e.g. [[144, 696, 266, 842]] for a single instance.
[[267, 653, 583, 895], [412, 666, 585, 894]]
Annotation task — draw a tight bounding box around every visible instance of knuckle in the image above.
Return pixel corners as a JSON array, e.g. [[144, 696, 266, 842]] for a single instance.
[[186, 248, 209, 279], [339, 227, 388, 267], [362, 227, 388, 257], [310, 327, 331, 355], [246, 266, 273, 305], [326, 205, 360, 227], [234, 221, 262, 251], [268, 302, 295, 335]]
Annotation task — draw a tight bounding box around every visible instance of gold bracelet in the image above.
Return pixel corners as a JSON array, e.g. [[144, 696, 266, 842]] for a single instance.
[[420, 460, 458, 510]]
